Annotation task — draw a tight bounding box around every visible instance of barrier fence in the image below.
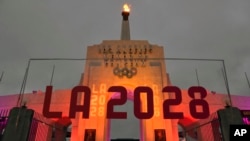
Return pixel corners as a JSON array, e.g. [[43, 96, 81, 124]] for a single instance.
[[1, 107, 248, 141], [0, 109, 9, 140], [184, 112, 223, 141], [0, 107, 69, 141], [28, 112, 55, 141]]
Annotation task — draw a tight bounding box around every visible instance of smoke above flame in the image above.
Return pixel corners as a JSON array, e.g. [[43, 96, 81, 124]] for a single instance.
[[123, 3, 130, 12]]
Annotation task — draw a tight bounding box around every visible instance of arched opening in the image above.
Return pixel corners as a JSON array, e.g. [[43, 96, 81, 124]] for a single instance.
[[106, 90, 143, 141], [110, 100, 140, 139]]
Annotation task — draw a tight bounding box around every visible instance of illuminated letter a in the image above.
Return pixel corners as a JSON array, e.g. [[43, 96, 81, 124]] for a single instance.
[[69, 86, 91, 118]]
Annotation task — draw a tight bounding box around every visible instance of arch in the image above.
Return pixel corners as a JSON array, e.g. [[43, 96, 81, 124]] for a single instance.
[[106, 88, 144, 141]]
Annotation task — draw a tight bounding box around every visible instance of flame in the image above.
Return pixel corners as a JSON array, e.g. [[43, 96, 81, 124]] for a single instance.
[[123, 3, 130, 12]]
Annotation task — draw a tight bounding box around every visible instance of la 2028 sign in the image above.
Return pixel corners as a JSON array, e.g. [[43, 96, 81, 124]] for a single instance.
[[43, 86, 210, 119]]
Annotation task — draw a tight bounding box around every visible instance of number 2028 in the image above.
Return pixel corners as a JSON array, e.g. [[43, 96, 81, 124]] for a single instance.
[[43, 86, 210, 119], [106, 86, 210, 119]]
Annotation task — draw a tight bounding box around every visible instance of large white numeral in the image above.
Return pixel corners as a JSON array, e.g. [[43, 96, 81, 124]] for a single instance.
[[90, 106, 104, 117], [99, 95, 106, 105], [91, 95, 98, 105], [98, 107, 104, 116], [91, 95, 106, 106], [90, 107, 97, 117]]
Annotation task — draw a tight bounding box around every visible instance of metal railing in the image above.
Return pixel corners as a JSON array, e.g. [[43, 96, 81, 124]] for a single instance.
[[28, 112, 55, 141], [0, 108, 68, 141], [0, 109, 10, 141], [184, 112, 223, 141]]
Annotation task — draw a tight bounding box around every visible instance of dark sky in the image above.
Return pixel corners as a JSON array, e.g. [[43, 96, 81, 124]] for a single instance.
[[1, 0, 249, 95], [0, 0, 250, 139]]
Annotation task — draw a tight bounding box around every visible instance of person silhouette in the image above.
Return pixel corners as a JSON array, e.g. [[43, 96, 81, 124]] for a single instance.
[[155, 130, 166, 141], [84, 130, 95, 141]]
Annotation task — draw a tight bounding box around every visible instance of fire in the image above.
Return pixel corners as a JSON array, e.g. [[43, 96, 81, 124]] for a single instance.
[[123, 3, 130, 12]]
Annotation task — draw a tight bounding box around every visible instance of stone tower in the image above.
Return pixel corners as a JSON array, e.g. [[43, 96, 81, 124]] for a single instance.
[[72, 4, 176, 141]]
